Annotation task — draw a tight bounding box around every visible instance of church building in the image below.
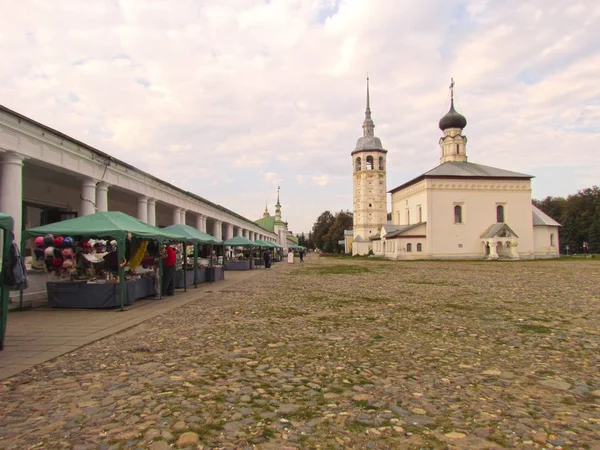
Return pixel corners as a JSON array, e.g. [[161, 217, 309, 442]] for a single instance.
[[349, 79, 560, 260], [254, 188, 292, 253]]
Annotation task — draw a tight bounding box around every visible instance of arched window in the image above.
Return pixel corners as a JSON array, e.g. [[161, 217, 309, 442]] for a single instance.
[[454, 205, 462, 224], [456, 144, 460, 154], [417, 243, 422, 252], [406, 243, 412, 252], [378, 156, 385, 170], [550, 233, 554, 246], [366, 156, 373, 170], [496, 205, 505, 223], [355, 157, 361, 171]]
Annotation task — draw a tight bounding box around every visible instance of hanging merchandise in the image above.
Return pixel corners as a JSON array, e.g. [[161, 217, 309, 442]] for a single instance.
[[128, 240, 148, 271]]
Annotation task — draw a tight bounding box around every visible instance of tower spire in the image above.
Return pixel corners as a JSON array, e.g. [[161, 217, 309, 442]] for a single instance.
[[275, 186, 282, 221], [449, 77, 455, 103], [362, 76, 375, 137]]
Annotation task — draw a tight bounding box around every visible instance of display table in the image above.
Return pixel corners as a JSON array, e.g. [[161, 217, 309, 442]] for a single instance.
[[47, 277, 155, 308], [206, 266, 224, 282], [175, 267, 206, 288], [225, 260, 250, 271]]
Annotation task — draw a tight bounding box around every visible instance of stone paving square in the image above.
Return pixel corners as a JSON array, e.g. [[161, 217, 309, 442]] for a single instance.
[[0, 255, 599, 450]]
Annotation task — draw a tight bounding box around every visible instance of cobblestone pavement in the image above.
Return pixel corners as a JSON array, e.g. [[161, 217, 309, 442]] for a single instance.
[[1, 255, 599, 450]]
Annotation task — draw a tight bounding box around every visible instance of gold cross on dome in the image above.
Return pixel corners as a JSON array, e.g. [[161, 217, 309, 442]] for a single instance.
[[449, 77, 455, 100]]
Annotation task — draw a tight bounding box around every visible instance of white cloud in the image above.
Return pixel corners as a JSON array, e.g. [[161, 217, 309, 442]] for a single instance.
[[313, 174, 331, 186], [0, 0, 598, 233]]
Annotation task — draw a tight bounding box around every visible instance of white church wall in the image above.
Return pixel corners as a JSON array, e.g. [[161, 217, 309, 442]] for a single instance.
[[427, 180, 534, 258], [533, 226, 560, 258], [391, 182, 427, 226]]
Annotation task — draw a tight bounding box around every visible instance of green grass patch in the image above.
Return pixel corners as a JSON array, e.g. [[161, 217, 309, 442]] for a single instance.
[[406, 280, 460, 286], [347, 420, 371, 432], [353, 400, 370, 409], [303, 265, 370, 275], [359, 296, 389, 303], [518, 324, 552, 334]]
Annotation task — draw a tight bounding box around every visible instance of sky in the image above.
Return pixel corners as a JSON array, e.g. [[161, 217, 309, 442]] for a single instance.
[[1, 0, 599, 233]]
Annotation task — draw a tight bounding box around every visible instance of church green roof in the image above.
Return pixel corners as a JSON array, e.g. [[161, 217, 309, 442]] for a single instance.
[[254, 215, 275, 232]]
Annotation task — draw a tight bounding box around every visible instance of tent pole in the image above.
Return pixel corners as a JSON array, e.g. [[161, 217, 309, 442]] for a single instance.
[[183, 241, 187, 293], [159, 244, 164, 298], [118, 237, 125, 311], [193, 243, 198, 288], [19, 234, 26, 309]]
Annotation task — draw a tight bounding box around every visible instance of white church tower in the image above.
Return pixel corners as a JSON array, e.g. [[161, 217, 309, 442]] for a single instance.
[[439, 78, 468, 163], [351, 78, 388, 255]]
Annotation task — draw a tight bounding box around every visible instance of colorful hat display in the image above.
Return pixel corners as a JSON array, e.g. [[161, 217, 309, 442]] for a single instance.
[[53, 236, 64, 247], [63, 237, 74, 247], [44, 246, 55, 258], [35, 236, 45, 247], [61, 248, 74, 259], [43, 235, 54, 246]]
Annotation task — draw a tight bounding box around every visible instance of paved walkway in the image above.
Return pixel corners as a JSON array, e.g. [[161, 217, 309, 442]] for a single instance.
[[0, 268, 263, 381]]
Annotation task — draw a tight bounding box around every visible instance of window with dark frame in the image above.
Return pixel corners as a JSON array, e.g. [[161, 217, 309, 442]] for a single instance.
[[454, 205, 462, 224]]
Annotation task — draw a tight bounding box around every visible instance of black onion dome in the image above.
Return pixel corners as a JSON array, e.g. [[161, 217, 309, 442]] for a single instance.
[[438, 100, 467, 130]]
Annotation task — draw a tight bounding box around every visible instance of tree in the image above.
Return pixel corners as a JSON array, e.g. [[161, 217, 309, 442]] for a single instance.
[[588, 204, 600, 254], [311, 211, 336, 250]]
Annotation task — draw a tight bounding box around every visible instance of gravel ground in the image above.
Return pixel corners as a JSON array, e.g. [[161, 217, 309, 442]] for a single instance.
[[1, 255, 599, 450]]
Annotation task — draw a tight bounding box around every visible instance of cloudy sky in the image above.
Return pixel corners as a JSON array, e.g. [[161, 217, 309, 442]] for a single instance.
[[1, 0, 598, 233]]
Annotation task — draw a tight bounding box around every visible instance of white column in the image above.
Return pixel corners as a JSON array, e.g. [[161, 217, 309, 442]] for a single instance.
[[180, 209, 187, 226], [147, 199, 156, 226], [96, 181, 109, 212], [172, 208, 181, 225], [196, 214, 203, 231], [201, 216, 207, 233], [237, 227, 243, 237], [80, 178, 97, 216], [137, 196, 148, 223], [213, 220, 222, 240], [225, 223, 234, 240], [0, 152, 24, 244]]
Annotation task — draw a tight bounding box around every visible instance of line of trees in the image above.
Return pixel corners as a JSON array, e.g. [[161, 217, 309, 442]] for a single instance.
[[534, 186, 600, 254], [296, 210, 353, 253]]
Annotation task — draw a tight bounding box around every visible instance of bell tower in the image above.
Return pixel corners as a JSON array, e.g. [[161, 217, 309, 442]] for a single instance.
[[351, 77, 388, 255]]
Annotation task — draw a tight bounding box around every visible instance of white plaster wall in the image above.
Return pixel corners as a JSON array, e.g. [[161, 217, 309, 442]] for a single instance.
[[391, 185, 427, 226], [533, 226, 560, 258], [427, 180, 534, 258]]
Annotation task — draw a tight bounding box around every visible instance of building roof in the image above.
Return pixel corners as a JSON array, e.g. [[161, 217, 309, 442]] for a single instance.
[[439, 99, 467, 131], [254, 215, 275, 233], [381, 223, 425, 238], [480, 223, 519, 239], [532, 205, 561, 227], [390, 161, 533, 194]]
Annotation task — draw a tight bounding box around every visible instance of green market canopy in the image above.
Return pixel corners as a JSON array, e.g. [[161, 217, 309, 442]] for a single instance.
[[162, 224, 222, 244], [0, 213, 14, 233], [223, 236, 256, 247], [23, 211, 185, 242], [252, 239, 272, 247]]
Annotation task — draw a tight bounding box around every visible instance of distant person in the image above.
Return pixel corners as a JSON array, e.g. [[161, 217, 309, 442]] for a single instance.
[[263, 250, 271, 269], [299, 250, 304, 262], [162, 244, 176, 296]]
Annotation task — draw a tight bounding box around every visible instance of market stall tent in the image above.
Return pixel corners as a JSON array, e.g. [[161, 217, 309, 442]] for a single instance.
[[162, 224, 224, 288], [22, 211, 186, 310], [0, 212, 14, 351]]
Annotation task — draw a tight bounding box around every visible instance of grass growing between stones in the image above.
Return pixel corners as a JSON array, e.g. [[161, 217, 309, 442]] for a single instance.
[[300, 265, 370, 275], [518, 324, 552, 334]]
